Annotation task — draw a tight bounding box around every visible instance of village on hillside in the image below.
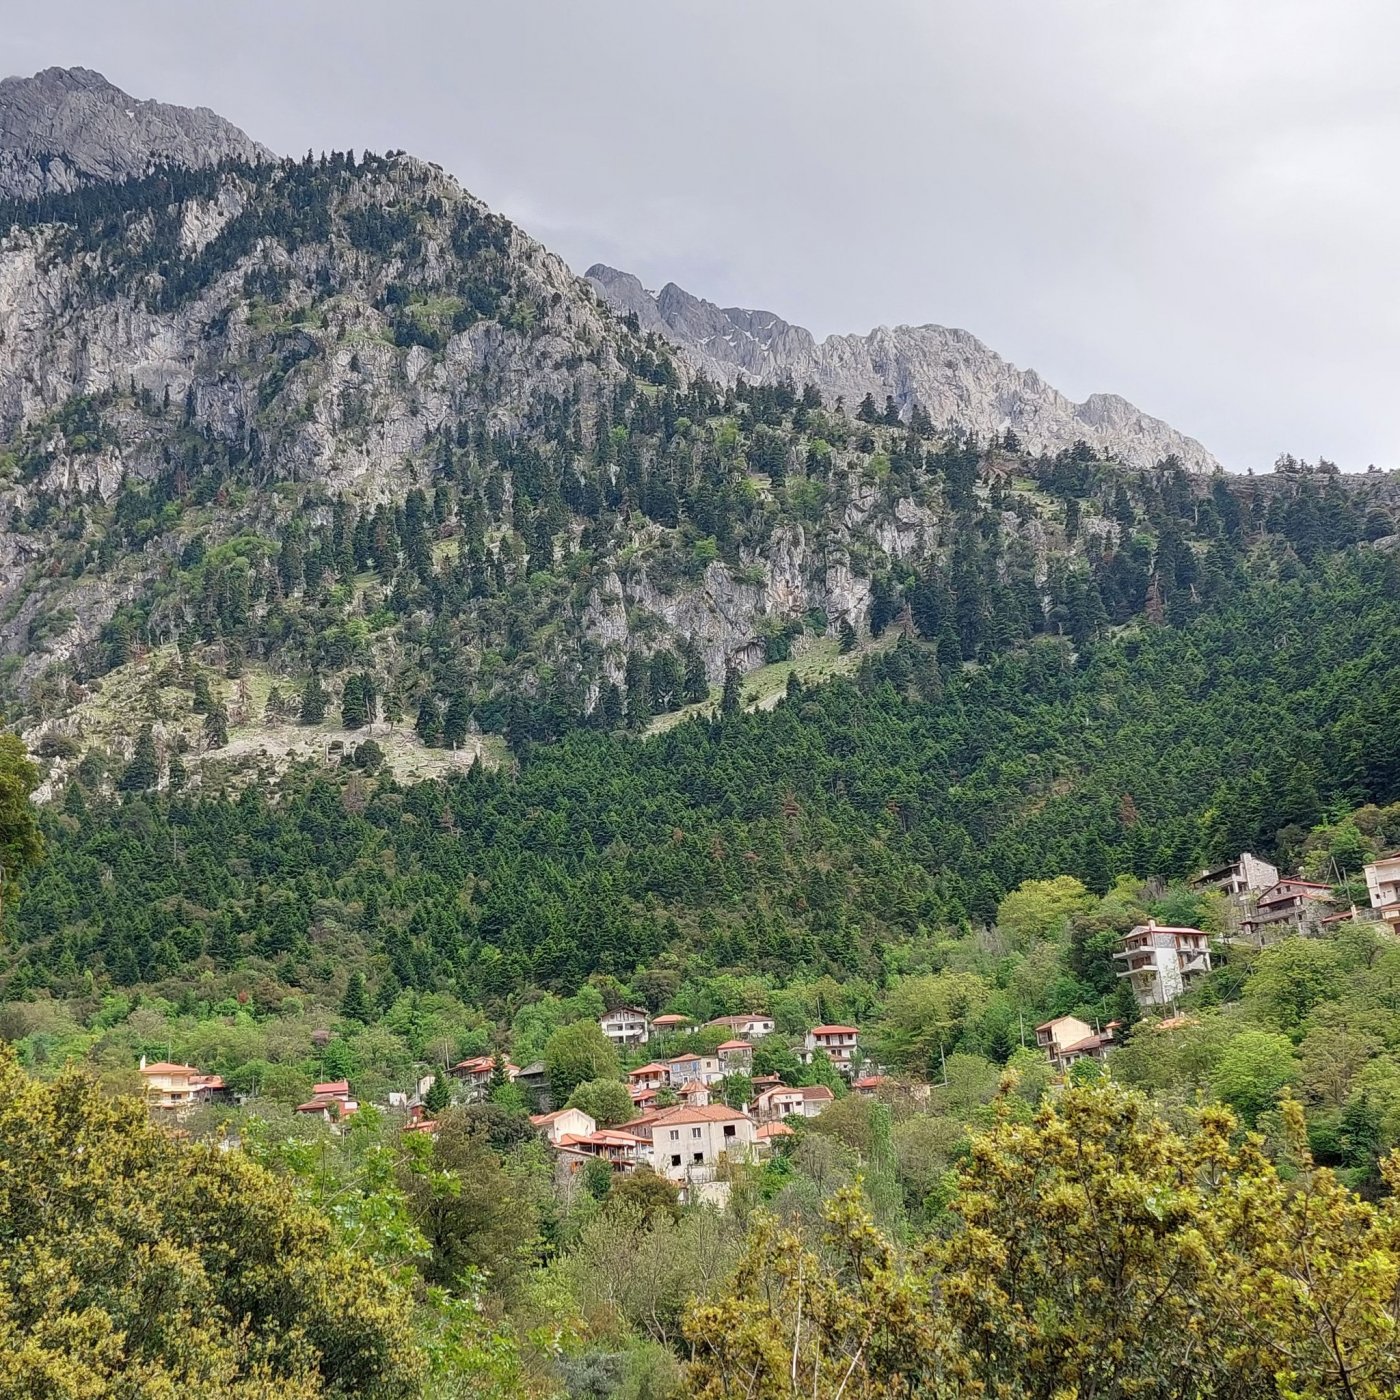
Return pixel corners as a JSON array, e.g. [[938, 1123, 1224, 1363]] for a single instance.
[[134, 846, 1400, 1203]]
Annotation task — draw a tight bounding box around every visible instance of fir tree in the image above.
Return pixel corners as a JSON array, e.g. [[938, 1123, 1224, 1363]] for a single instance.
[[423, 1069, 451, 1115], [721, 665, 742, 716], [413, 694, 441, 746], [202, 705, 228, 751], [300, 675, 328, 725], [119, 726, 159, 792], [340, 971, 373, 1024], [442, 692, 470, 748]]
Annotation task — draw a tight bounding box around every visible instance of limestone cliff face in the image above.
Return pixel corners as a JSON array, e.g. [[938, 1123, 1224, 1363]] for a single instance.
[[587, 265, 1220, 473], [0, 66, 273, 200]]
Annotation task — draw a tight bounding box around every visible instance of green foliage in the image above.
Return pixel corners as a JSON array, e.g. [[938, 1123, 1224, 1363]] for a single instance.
[[545, 1021, 620, 1103], [566, 1076, 635, 1127], [0, 1044, 422, 1396]]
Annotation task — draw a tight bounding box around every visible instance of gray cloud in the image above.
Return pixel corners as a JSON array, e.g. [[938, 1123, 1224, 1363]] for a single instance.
[[7, 0, 1397, 468]]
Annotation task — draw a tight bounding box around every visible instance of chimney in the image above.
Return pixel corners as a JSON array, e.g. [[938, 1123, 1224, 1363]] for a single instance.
[[140, 1054, 147, 1070]]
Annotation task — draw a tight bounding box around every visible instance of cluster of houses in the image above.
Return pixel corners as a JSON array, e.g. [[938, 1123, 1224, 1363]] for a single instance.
[[526, 1078, 843, 1202], [1194, 849, 1400, 946], [140, 847, 1400, 1179]]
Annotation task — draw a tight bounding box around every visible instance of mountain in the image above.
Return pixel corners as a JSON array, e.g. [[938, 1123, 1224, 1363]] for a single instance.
[[0, 66, 272, 201], [587, 264, 1222, 473], [0, 69, 1393, 800]]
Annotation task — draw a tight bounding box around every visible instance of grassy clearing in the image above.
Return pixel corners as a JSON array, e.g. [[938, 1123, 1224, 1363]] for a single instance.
[[29, 645, 508, 793], [646, 630, 898, 736]]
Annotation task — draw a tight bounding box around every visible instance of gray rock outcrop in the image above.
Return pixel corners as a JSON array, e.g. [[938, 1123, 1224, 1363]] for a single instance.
[[587, 264, 1220, 473], [0, 66, 273, 201]]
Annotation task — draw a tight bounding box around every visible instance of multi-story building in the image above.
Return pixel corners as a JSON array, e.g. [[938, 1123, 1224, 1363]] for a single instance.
[[1240, 879, 1335, 945], [666, 1052, 724, 1087], [139, 1058, 226, 1111], [752, 1083, 834, 1123], [449, 1054, 519, 1101], [1193, 852, 1280, 901], [627, 1062, 671, 1093], [1364, 851, 1400, 931], [646, 1104, 758, 1183], [716, 1039, 753, 1072], [802, 1025, 860, 1076], [1113, 922, 1212, 1007], [599, 1006, 650, 1048], [1193, 851, 1280, 932]]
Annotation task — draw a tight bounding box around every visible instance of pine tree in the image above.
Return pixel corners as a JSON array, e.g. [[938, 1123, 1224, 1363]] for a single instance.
[[415, 694, 443, 746], [597, 683, 624, 731], [191, 672, 213, 715], [682, 647, 709, 704], [341, 673, 374, 729], [721, 665, 742, 716], [202, 705, 228, 751], [423, 1069, 451, 1115], [856, 392, 879, 424], [838, 620, 858, 654], [119, 726, 159, 792], [300, 675, 327, 725], [340, 971, 373, 1024], [442, 692, 470, 748]]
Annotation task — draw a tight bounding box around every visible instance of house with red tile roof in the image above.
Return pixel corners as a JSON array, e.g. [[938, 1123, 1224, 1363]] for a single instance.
[[1242, 879, 1336, 945], [753, 1083, 834, 1124], [530, 1107, 597, 1145], [1035, 1016, 1118, 1074], [802, 1025, 860, 1076], [645, 1103, 758, 1182], [139, 1058, 227, 1112]]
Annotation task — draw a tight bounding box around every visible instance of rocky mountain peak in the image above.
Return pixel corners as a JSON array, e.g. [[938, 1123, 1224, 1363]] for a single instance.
[[0, 65, 274, 201], [587, 263, 1221, 472]]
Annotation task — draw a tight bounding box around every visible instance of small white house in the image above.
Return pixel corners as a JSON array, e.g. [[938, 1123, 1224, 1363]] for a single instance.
[[599, 1006, 650, 1048], [530, 1107, 597, 1145]]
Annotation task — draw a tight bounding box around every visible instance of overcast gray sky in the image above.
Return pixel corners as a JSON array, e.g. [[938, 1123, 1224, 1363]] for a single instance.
[[7, 0, 1398, 470]]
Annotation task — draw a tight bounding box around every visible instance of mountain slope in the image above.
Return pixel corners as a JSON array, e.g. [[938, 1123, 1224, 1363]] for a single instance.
[[0, 66, 272, 200], [0, 75, 1393, 802], [587, 264, 1221, 473]]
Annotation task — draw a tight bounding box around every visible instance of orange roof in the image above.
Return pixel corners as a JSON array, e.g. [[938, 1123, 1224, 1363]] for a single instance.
[[141, 1061, 201, 1076], [650, 1103, 752, 1127], [809, 1025, 859, 1036], [312, 1079, 350, 1097], [628, 1062, 671, 1078], [296, 1096, 356, 1114], [755, 1122, 795, 1140], [717, 1039, 753, 1051], [668, 1052, 701, 1063], [651, 1013, 692, 1025], [852, 1075, 886, 1089]]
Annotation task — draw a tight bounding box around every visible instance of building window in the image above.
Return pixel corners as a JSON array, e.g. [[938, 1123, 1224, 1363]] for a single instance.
[[723, 1124, 736, 1138], [671, 1154, 681, 1167], [691, 1127, 702, 1138], [669, 1130, 679, 1141], [693, 1152, 704, 1164]]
